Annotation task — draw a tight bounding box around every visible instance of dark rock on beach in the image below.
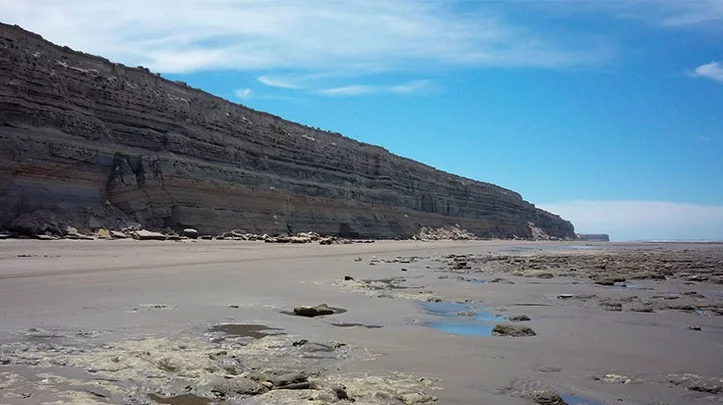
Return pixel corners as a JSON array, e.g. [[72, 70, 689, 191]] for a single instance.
[[293, 304, 336, 317], [492, 324, 537, 337]]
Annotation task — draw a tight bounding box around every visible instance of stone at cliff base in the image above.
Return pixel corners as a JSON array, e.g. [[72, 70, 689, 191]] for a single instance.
[[111, 230, 127, 239], [293, 304, 335, 317], [131, 230, 167, 241], [97, 229, 112, 239], [182, 228, 199, 239], [492, 324, 537, 337], [9, 210, 66, 237]]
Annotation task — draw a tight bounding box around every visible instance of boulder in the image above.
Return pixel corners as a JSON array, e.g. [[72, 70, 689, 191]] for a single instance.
[[492, 324, 537, 337], [10, 210, 66, 237], [111, 230, 127, 239], [526, 390, 568, 405], [293, 304, 335, 317], [64, 232, 94, 240], [131, 230, 167, 241], [508, 315, 531, 322], [182, 228, 199, 239], [97, 228, 112, 239]]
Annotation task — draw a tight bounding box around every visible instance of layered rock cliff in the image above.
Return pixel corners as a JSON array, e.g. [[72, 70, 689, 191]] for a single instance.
[[0, 23, 575, 239]]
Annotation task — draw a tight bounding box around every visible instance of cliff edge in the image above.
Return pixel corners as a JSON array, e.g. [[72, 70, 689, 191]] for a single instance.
[[0, 23, 575, 239]]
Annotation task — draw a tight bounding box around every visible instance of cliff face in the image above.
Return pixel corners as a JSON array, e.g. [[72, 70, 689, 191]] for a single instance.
[[0, 23, 575, 239]]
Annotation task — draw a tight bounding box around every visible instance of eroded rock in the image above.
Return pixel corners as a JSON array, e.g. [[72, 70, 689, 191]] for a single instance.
[[293, 304, 335, 317], [492, 324, 536, 337]]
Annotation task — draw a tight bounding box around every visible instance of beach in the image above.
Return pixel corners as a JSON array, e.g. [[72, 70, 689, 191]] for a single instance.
[[0, 240, 721, 405]]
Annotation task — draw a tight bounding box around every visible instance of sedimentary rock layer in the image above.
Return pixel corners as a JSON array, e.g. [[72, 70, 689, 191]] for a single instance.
[[0, 23, 575, 239]]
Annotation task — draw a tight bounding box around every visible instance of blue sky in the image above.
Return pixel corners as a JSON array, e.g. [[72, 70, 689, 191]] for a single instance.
[[2, 0, 722, 240]]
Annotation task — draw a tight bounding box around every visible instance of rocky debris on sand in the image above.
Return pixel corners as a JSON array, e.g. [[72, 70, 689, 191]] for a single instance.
[[668, 374, 723, 394], [265, 235, 314, 244], [595, 374, 635, 384], [335, 275, 441, 302], [600, 301, 623, 311], [111, 230, 127, 239], [398, 392, 437, 404], [689, 325, 702, 331], [183, 228, 199, 239], [453, 248, 723, 288], [268, 373, 310, 390], [488, 278, 515, 284], [0, 327, 438, 405], [293, 304, 336, 317], [63, 226, 95, 240], [412, 225, 477, 241], [131, 230, 167, 241], [508, 315, 531, 322], [209, 376, 267, 396], [526, 390, 569, 405], [332, 385, 350, 400], [9, 209, 67, 237], [492, 324, 537, 337]]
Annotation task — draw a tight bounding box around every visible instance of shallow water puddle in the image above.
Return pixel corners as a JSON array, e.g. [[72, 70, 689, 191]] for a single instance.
[[561, 394, 604, 405], [148, 393, 214, 405], [420, 301, 502, 336], [425, 322, 496, 336], [208, 324, 284, 340]]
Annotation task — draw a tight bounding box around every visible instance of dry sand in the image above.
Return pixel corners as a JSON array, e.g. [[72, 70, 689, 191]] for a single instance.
[[0, 240, 721, 404]]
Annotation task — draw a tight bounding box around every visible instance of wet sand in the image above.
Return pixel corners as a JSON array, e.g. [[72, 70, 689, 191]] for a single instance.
[[0, 240, 721, 404]]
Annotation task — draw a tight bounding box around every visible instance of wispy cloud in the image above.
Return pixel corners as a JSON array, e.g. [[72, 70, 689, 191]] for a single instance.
[[539, 200, 723, 241], [691, 61, 723, 83], [318, 80, 435, 97], [654, 0, 723, 27], [0, 0, 609, 74], [257, 75, 302, 90], [549, 0, 723, 29], [234, 88, 253, 99]]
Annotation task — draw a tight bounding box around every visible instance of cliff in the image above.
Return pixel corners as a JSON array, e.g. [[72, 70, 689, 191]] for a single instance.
[[0, 23, 576, 239]]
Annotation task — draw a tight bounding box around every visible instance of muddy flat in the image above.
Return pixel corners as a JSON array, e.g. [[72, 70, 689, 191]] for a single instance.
[[0, 240, 722, 404]]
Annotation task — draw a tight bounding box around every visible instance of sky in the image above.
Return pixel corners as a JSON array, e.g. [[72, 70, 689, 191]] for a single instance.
[[1, 0, 722, 241]]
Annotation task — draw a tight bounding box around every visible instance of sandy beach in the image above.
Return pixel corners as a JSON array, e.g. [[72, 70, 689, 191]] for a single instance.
[[0, 240, 722, 405]]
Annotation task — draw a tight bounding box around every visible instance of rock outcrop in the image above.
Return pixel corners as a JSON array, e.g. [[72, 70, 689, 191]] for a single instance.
[[577, 234, 610, 242], [0, 23, 575, 239]]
